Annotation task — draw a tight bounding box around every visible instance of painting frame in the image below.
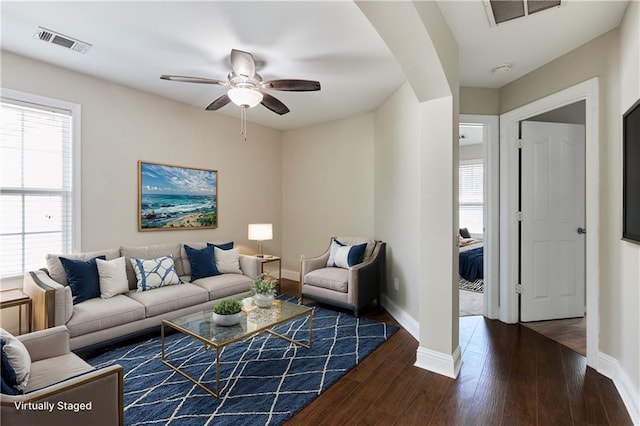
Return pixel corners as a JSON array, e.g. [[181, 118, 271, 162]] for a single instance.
[[138, 161, 218, 231]]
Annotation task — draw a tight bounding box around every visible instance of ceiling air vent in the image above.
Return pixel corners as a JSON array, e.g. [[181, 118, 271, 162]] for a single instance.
[[484, 0, 562, 26], [33, 27, 92, 54]]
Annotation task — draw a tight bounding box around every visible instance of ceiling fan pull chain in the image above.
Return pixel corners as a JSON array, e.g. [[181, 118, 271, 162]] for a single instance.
[[240, 105, 248, 142]]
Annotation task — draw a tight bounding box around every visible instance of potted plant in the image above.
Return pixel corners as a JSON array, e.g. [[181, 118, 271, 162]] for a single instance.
[[251, 272, 277, 308], [212, 299, 243, 326]]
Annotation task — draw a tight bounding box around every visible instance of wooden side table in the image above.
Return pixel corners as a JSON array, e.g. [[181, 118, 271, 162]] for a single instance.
[[257, 255, 282, 292], [0, 289, 32, 335]]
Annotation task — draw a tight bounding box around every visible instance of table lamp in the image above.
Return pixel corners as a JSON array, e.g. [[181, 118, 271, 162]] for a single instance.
[[248, 224, 273, 257]]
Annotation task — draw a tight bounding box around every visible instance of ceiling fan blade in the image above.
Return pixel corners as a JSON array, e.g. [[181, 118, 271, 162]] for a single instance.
[[205, 94, 231, 111], [260, 92, 290, 115], [263, 79, 321, 92], [160, 75, 227, 86], [230, 49, 256, 78]]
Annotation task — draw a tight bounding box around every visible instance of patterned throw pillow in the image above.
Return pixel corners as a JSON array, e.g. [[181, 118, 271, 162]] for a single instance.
[[326, 240, 367, 269], [131, 254, 182, 292]]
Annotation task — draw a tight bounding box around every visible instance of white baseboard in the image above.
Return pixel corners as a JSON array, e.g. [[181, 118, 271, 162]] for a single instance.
[[380, 293, 419, 341], [281, 268, 299, 281], [598, 352, 640, 425], [415, 345, 463, 379]]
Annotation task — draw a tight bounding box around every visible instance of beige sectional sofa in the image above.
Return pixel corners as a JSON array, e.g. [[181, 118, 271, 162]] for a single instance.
[[23, 242, 261, 351]]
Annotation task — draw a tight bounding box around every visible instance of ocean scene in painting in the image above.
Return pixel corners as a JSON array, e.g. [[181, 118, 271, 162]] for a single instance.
[[140, 162, 217, 229]]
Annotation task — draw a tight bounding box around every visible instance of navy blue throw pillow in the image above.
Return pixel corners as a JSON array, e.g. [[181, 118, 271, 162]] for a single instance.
[[185, 245, 219, 281], [1, 339, 22, 395], [347, 242, 367, 267], [60, 255, 106, 304], [207, 242, 234, 250]]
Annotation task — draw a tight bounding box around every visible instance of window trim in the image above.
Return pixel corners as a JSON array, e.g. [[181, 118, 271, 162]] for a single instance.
[[1, 88, 82, 278]]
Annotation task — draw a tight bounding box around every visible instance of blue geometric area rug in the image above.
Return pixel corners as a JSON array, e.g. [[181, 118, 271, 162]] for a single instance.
[[88, 297, 398, 425]]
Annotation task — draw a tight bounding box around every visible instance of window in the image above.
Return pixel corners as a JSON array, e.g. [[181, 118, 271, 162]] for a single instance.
[[459, 160, 483, 235], [0, 90, 80, 278]]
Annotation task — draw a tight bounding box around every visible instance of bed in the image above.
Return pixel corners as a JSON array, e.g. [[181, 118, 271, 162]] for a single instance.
[[459, 238, 483, 282]]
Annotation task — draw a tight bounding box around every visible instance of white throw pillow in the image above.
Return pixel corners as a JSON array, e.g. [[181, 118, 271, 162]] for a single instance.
[[0, 328, 31, 391], [326, 240, 368, 269], [131, 254, 182, 292], [96, 256, 129, 299], [214, 247, 242, 274]]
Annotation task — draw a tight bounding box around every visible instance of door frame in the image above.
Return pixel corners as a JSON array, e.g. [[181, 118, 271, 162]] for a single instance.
[[460, 114, 500, 319], [499, 78, 599, 367]]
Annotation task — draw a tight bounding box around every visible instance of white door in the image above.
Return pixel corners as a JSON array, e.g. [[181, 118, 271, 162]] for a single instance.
[[521, 121, 585, 322]]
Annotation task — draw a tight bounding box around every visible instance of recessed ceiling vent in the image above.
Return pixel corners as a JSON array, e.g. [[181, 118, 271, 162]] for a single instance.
[[33, 27, 92, 54], [484, 0, 562, 26]]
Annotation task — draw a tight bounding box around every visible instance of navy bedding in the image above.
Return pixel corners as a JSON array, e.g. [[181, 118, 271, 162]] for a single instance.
[[459, 246, 483, 282]]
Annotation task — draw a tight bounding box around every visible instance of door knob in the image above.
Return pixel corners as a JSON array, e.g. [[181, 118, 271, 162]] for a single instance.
[[577, 227, 587, 235]]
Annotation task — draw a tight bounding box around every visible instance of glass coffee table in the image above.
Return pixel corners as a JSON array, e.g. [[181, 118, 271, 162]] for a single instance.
[[161, 299, 313, 398]]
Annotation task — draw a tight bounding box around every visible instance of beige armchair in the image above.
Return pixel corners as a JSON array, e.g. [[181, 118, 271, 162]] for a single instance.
[[1, 326, 123, 426], [300, 237, 386, 317]]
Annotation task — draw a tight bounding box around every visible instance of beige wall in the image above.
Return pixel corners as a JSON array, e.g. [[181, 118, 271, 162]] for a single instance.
[[281, 114, 375, 272], [501, 20, 640, 406], [619, 0, 640, 408], [460, 87, 500, 115], [0, 51, 283, 265], [373, 82, 421, 318]]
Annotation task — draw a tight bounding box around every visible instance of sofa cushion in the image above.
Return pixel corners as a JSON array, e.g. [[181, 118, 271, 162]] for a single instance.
[[46, 248, 120, 286], [25, 353, 94, 393], [121, 243, 184, 290], [305, 267, 349, 293], [126, 283, 209, 318], [191, 274, 252, 301], [66, 295, 146, 337], [184, 244, 219, 281], [214, 247, 242, 274], [96, 256, 129, 299], [131, 255, 182, 292], [60, 256, 106, 304]]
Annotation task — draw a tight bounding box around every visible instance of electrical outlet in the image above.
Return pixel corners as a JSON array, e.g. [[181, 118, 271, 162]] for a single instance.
[[393, 277, 399, 291]]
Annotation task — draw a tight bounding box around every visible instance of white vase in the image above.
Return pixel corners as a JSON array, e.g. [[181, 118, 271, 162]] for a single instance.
[[212, 311, 243, 326], [253, 293, 275, 308]]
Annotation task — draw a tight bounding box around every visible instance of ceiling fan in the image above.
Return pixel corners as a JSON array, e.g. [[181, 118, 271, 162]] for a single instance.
[[160, 49, 321, 116]]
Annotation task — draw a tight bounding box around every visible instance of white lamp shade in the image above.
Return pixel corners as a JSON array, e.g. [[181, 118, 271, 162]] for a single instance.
[[228, 88, 263, 108], [248, 223, 273, 241]]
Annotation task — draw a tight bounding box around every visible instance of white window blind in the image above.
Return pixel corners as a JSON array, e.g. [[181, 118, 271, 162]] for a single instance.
[[0, 97, 74, 278], [459, 161, 483, 235]]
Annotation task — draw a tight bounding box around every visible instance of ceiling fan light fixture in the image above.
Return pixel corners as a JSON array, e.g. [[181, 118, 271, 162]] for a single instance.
[[227, 87, 263, 108]]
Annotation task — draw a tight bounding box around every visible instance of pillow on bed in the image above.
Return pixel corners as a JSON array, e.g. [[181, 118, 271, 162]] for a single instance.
[[459, 228, 471, 239]]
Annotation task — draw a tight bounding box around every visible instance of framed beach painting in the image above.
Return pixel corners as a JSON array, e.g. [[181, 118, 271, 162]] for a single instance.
[[138, 161, 218, 231]]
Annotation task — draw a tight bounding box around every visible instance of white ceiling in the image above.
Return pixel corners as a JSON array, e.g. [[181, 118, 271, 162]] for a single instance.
[[0, 1, 630, 130], [438, 0, 628, 88]]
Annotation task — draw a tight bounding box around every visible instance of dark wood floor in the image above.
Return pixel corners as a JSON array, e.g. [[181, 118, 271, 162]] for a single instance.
[[282, 279, 632, 425], [521, 316, 586, 356]]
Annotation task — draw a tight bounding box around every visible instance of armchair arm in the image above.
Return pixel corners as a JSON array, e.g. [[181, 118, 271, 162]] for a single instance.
[[300, 251, 330, 277], [1, 365, 124, 426], [23, 270, 73, 330], [239, 255, 261, 279], [348, 242, 386, 308], [17, 326, 70, 362]]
